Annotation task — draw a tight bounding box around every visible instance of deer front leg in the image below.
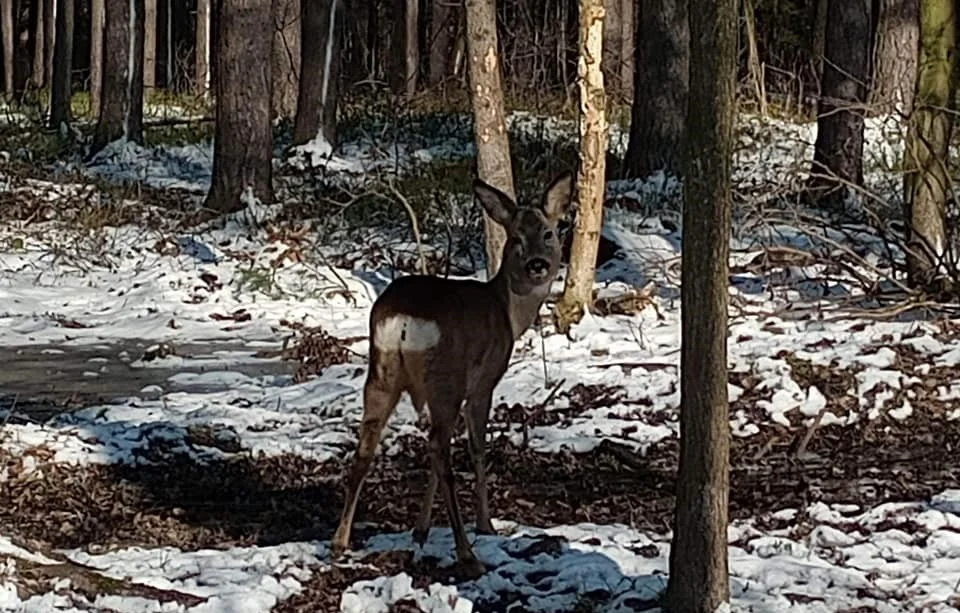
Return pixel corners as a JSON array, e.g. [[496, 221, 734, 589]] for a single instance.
[[428, 417, 485, 578], [466, 391, 495, 535]]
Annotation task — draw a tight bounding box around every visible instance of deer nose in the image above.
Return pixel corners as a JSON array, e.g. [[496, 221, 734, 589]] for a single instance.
[[526, 258, 550, 277]]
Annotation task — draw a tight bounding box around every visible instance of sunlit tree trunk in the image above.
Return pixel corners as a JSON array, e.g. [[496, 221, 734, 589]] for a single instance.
[[89, 0, 104, 115], [870, 0, 919, 117], [143, 0, 156, 92], [2, 0, 14, 95], [555, 0, 607, 332], [665, 0, 736, 608], [903, 0, 957, 286], [465, 0, 515, 276], [195, 0, 210, 95]]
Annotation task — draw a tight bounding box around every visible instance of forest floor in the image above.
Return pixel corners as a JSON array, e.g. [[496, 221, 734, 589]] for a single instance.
[[1, 103, 959, 612]]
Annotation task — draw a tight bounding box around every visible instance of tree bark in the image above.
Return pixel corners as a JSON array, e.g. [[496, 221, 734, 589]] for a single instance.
[[465, 0, 515, 277], [624, 0, 689, 178], [403, 0, 418, 96], [665, 0, 736, 609], [555, 0, 607, 332], [2, 0, 14, 95], [619, 0, 633, 98], [195, 0, 210, 95], [143, 0, 156, 91], [92, 0, 145, 152], [808, 0, 872, 206], [204, 0, 274, 213], [870, 0, 919, 117], [49, 0, 73, 129], [272, 0, 299, 119], [12, 0, 38, 98], [31, 0, 43, 88], [89, 0, 104, 115], [427, 0, 457, 86], [602, 0, 622, 98], [292, 0, 340, 147], [43, 0, 52, 86], [903, 0, 957, 286]]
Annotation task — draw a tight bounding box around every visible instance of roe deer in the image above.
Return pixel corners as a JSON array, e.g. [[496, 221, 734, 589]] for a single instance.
[[330, 172, 574, 577]]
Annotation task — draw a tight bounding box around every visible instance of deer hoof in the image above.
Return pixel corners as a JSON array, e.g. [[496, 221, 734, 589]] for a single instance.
[[457, 555, 487, 579], [411, 526, 430, 546]]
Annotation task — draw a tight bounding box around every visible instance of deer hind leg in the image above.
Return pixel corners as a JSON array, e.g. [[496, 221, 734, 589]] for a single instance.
[[427, 394, 485, 577], [465, 389, 495, 535], [331, 366, 401, 558], [409, 385, 438, 546]]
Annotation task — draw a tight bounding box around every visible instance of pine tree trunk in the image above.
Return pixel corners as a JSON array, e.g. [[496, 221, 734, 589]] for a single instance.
[[13, 0, 37, 98], [903, 0, 957, 286], [808, 0, 872, 206], [602, 0, 622, 98], [89, 0, 104, 115], [555, 0, 607, 333], [43, 0, 52, 86], [870, 0, 919, 117], [427, 0, 457, 86], [292, 0, 340, 147], [204, 0, 274, 213], [143, 0, 156, 91], [272, 0, 300, 119], [624, 0, 688, 178], [619, 0, 633, 99], [403, 0, 418, 96], [2, 0, 14, 95], [49, 0, 73, 129], [31, 0, 43, 88], [665, 0, 736, 608], [465, 0, 514, 277], [195, 0, 210, 95], [92, 0, 145, 152]]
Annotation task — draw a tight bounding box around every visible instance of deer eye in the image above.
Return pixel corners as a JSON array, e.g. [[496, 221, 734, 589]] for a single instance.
[[543, 230, 555, 241]]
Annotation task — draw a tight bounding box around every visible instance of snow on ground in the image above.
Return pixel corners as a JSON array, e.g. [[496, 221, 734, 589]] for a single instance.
[[2, 107, 959, 611]]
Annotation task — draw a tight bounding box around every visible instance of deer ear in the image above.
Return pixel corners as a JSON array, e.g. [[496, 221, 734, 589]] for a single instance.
[[541, 172, 574, 223], [473, 179, 517, 227]]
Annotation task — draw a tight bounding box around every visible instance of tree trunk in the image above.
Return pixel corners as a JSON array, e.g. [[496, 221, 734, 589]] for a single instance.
[[602, 0, 622, 98], [13, 0, 37, 98], [619, 0, 633, 99], [143, 0, 156, 91], [808, 0, 872, 206], [43, 0, 52, 86], [870, 0, 919, 117], [49, 0, 73, 129], [204, 0, 274, 213], [623, 0, 689, 178], [92, 0, 145, 152], [427, 0, 457, 86], [465, 0, 515, 277], [272, 0, 300, 119], [903, 0, 957, 286], [195, 0, 210, 95], [89, 0, 104, 115], [555, 0, 607, 333], [291, 0, 340, 147], [403, 0, 418, 96], [31, 0, 43, 88], [665, 0, 736, 610], [2, 0, 13, 95]]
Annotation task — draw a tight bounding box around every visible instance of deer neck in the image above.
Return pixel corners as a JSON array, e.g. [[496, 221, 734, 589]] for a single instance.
[[490, 269, 549, 340]]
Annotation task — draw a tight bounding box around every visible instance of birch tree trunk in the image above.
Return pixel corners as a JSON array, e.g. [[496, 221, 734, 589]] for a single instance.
[[555, 0, 607, 332], [665, 0, 737, 607], [465, 0, 515, 277], [903, 0, 957, 286]]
